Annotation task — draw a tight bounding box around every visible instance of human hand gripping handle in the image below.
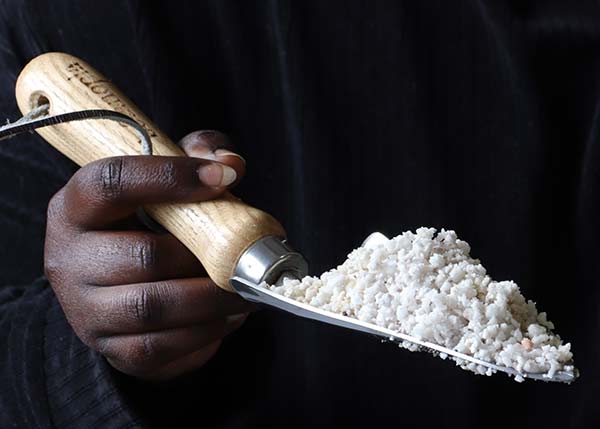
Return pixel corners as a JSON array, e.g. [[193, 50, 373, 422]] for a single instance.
[[15, 52, 285, 291], [15, 53, 284, 380]]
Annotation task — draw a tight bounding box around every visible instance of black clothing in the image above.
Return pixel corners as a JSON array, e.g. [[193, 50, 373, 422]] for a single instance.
[[1, 1, 599, 428]]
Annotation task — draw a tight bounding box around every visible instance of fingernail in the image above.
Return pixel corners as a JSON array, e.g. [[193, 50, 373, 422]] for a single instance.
[[187, 146, 219, 161], [226, 313, 248, 324], [188, 146, 246, 165], [214, 148, 246, 165], [220, 165, 237, 186], [197, 163, 237, 187]]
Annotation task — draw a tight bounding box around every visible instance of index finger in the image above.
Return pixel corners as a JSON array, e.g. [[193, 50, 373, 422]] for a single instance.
[[62, 155, 239, 229]]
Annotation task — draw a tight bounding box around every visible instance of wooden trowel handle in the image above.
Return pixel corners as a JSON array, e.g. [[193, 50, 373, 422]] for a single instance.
[[15, 52, 285, 291]]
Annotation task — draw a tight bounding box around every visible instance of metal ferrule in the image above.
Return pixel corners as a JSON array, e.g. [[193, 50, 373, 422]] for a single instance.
[[234, 236, 308, 286]]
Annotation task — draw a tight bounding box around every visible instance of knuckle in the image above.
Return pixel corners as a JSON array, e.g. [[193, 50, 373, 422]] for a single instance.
[[126, 335, 161, 371], [119, 334, 156, 365], [46, 189, 67, 223], [70, 157, 127, 202], [75, 326, 100, 350], [43, 257, 64, 284], [97, 336, 142, 369], [100, 335, 160, 372], [129, 237, 158, 272], [69, 157, 126, 203], [123, 286, 163, 325], [97, 157, 125, 200], [47, 285, 100, 348]]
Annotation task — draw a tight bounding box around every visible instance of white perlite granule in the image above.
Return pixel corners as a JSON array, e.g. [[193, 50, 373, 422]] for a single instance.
[[269, 227, 574, 381]]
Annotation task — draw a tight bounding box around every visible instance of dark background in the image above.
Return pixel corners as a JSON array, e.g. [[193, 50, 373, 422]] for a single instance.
[[0, 1, 598, 427]]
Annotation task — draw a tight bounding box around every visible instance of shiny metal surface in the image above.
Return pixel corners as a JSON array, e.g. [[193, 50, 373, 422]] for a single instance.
[[234, 235, 308, 285]]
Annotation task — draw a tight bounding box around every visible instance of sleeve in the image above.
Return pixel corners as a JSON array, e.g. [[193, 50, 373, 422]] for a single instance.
[[0, 277, 143, 428]]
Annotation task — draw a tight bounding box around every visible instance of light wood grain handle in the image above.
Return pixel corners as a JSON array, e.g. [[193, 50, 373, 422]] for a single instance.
[[15, 52, 285, 291]]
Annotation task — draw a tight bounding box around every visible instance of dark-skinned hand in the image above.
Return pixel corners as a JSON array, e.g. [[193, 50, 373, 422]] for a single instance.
[[44, 130, 253, 381]]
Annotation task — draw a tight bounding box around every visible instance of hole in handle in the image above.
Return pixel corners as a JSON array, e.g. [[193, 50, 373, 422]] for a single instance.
[[30, 92, 50, 111]]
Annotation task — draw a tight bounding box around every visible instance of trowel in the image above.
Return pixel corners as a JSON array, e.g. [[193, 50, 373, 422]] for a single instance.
[[2, 53, 576, 384]]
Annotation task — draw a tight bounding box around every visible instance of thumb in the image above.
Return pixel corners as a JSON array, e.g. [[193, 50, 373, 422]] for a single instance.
[[178, 130, 246, 186]]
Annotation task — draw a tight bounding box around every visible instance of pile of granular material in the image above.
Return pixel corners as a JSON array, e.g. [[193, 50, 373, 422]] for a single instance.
[[268, 227, 574, 381]]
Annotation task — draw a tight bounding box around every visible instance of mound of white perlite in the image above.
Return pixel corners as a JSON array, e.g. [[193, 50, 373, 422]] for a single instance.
[[269, 227, 574, 381]]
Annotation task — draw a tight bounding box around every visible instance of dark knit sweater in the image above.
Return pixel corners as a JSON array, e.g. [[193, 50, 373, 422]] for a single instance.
[[1, 279, 140, 427], [1, 1, 600, 428]]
